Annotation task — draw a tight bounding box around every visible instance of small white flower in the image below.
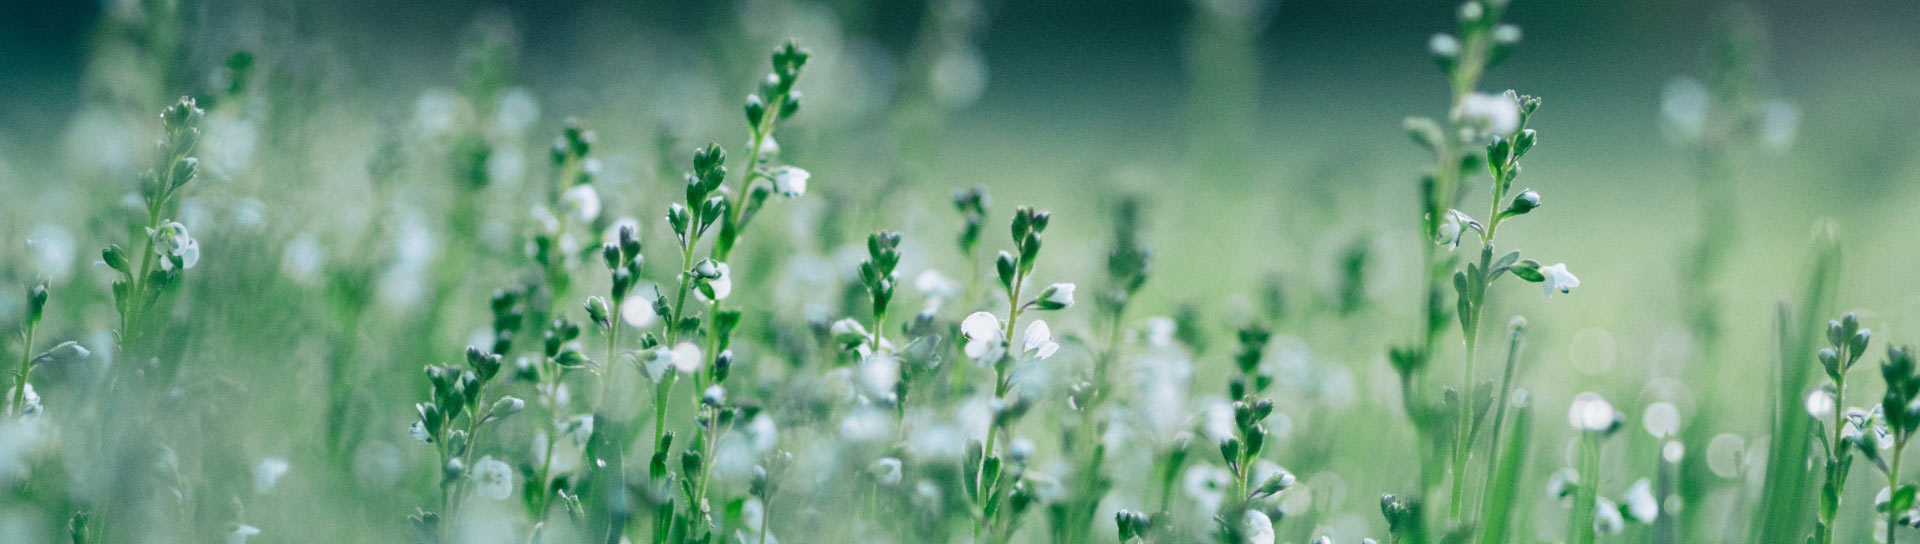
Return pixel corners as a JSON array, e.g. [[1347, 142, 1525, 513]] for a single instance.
[[961, 311, 1005, 362], [1022, 320, 1059, 360], [1541, 263, 1579, 297], [1457, 1, 1483, 22], [1035, 283, 1075, 310], [472, 456, 513, 500], [1642, 401, 1679, 438], [830, 318, 870, 345], [697, 263, 733, 302], [859, 353, 900, 399], [621, 292, 658, 328], [561, 184, 601, 222], [1428, 33, 1461, 58], [634, 346, 674, 382], [1624, 478, 1658, 522], [753, 134, 780, 159], [1145, 316, 1177, 347], [1008, 436, 1036, 463], [6, 383, 40, 417], [560, 414, 595, 446], [1568, 392, 1617, 432], [1435, 209, 1477, 250], [1547, 467, 1579, 505], [868, 457, 903, 486], [229, 524, 261, 544], [770, 166, 809, 198], [253, 457, 290, 494], [670, 342, 704, 375], [1458, 92, 1521, 138], [1759, 98, 1800, 152], [150, 221, 200, 270], [1595, 496, 1625, 534], [409, 420, 431, 443], [1807, 388, 1836, 420], [915, 269, 959, 300], [1241, 509, 1275, 544], [1183, 464, 1230, 514]]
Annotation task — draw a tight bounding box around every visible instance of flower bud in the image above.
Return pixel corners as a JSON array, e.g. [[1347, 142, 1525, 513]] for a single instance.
[[490, 396, 524, 420], [1505, 190, 1541, 216], [1033, 283, 1076, 311], [586, 296, 612, 330], [26, 283, 49, 325]]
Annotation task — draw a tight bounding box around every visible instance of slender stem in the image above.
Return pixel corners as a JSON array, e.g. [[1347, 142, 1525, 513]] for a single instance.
[[1477, 324, 1524, 521], [534, 361, 562, 522], [12, 323, 33, 416], [667, 241, 698, 345], [1820, 375, 1845, 544], [1892, 442, 1905, 544], [757, 495, 773, 544], [690, 408, 727, 538], [600, 299, 620, 408], [976, 267, 1029, 544], [653, 373, 676, 452], [1570, 432, 1600, 544]]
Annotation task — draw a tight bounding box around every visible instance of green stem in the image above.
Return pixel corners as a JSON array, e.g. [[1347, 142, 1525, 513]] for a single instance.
[[13, 323, 35, 416], [1570, 431, 1600, 544], [1892, 443, 1904, 544], [1476, 324, 1524, 520], [1820, 375, 1845, 544], [757, 496, 772, 544]]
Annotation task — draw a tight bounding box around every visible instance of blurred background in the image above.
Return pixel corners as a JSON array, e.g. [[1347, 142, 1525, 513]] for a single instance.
[[2, 0, 1919, 542]]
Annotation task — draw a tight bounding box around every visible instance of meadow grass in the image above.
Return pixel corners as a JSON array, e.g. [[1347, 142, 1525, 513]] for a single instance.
[[2, 1, 1914, 543]]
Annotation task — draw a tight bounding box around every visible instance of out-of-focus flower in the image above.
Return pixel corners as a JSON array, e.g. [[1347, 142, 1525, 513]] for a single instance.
[[771, 166, 809, 198], [253, 457, 289, 494], [473, 456, 513, 500]]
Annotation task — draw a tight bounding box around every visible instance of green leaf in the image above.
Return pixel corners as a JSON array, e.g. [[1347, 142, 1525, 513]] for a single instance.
[[1509, 259, 1544, 282], [1478, 403, 1531, 544]]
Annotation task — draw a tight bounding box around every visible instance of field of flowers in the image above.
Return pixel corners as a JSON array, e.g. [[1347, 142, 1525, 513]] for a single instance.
[[4, 0, 1920, 543]]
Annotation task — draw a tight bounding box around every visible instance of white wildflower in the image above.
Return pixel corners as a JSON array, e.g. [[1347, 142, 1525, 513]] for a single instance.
[[1595, 497, 1624, 534], [1242, 509, 1275, 544], [1034, 283, 1075, 310], [1807, 388, 1835, 420], [671, 342, 704, 375], [771, 166, 809, 198], [1624, 478, 1658, 522], [1022, 319, 1059, 360], [150, 221, 200, 270], [1568, 392, 1617, 432], [562, 184, 601, 222], [868, 457, 903, 486], [1541, 263, 1579, 297], [1458, 92, 1521, 138], [697, 263, 732, 302], [961, 311, 1006, 363], [1642, 402, 1679, 438], [1436, 209, 1476, 250], [253, 457, 290, 494], [229, 524, 261, 544], [472, 456, 513, 501]]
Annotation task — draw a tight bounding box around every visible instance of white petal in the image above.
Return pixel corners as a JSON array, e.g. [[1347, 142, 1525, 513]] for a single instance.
[[961, 312, 1001, 341], [1024, 320, 1058, 360], [671, 342, 704, 374]]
